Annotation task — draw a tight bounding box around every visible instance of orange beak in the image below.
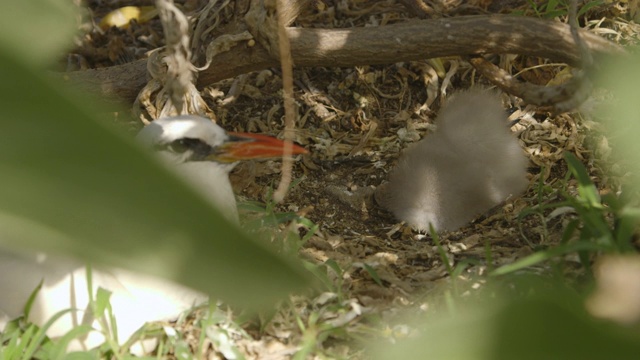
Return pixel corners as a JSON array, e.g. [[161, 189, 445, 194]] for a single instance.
[[210, 132, 308, 163]]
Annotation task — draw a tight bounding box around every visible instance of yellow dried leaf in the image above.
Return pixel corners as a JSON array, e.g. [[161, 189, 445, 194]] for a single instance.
[[99, 6, 157, 31]]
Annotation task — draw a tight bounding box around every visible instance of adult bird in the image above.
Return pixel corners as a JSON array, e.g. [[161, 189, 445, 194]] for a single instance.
[[375, 90, 529, 232], [136, 115, 307, 222], [0, 115, 307, 351]]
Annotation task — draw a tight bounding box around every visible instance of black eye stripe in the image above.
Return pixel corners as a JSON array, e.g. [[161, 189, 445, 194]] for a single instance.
[[159, 137, 215, 160]]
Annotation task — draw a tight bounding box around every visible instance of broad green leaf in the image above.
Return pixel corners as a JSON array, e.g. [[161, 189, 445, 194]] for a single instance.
[[374, 284, 640, 360], [596, 51, 640, 192], [0, 0, 78, 66], [0, 49, 308, 310]]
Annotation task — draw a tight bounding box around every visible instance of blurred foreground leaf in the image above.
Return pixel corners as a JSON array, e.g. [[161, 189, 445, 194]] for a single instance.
[[374, 283, 640, 360], [596, 50, 640, 191], [0, 0, 78, 67], [0, 50, 308, 310]]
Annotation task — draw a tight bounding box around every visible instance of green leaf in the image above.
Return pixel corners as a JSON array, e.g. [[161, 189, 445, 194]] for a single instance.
[[0, 49, 308, 310], [564, 152, 601, 208], [362, 263, 383, 287], [93, 288, 113, 319], [596, 51, 640, 192], [545, 0, 560, 13], [22, 309, 77, 359], [48, 325, 94, 360], [431, 224, 453, 276], [374, 287, 640, 360], [323, 259, 343, 277], [63, 350, 102, 360], [0, 0, 79, 66], [490, 241, 606, 276], [615, 208, 640, 252], [22, 280, 44, 321], [578, 1, 604, 17]]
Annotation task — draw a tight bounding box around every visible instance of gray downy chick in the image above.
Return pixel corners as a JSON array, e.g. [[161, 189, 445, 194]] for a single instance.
[[375, 90, 528, 232]]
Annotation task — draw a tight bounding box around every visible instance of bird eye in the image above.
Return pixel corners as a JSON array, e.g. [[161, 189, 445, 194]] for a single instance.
[[168, 139, 189, 153], [161, 137, 213, 161]]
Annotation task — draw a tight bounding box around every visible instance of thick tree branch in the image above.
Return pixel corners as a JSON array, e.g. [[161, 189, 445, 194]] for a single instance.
[[60, 15, 622, 104]]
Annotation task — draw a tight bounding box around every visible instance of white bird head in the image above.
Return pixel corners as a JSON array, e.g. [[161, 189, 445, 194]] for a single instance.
[[137, 115, 307, 222], [137, 115, 307, 169]]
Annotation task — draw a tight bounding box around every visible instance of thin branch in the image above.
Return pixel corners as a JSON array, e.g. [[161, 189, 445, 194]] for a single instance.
[[273, 0, 297, 203]]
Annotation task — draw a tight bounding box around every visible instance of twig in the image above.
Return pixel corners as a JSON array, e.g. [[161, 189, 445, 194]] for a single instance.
[[273, 0, 297, 203]]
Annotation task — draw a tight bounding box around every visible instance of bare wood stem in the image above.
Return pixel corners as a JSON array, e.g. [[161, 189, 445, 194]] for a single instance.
[[60, 15, 622, 104]]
